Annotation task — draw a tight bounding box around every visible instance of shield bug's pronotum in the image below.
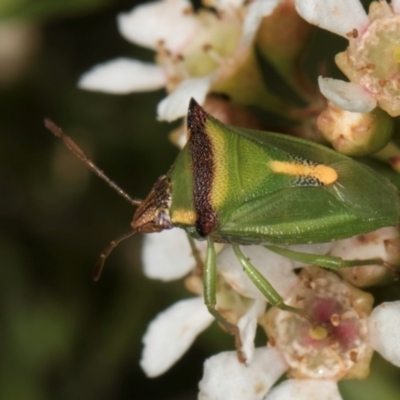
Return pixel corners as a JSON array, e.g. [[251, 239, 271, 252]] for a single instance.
[[46, 99, 400, 353]]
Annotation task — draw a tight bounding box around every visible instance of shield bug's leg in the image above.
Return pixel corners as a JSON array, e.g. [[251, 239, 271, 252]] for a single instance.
[[264, 244, 385, 271], [204, 237, 244, 361], [187, 235, 204, 276], [232, 244, 304, 316]]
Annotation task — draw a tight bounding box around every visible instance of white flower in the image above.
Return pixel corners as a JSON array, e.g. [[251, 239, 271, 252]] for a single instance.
[[317, 76, 376, 113], [199, 347, 288, 400], [139, 227, 400, 380], [295, 0, 400, 116], [139, 237, 300, 377], [142, 229, 205, 281], [368, 301, 400, 367], [140, 296, 214, 377], [295, 0, 369, 38], [199, 228, 400, 399], [78, 0, 283, 121], [199, 266, 400, 400], [200, 351, 342, 400], [78, 58, 166, 94]]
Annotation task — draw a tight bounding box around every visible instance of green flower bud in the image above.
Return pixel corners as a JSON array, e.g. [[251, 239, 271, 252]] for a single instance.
[[255, 0, 316, 101], [317, 102, 394, 156]]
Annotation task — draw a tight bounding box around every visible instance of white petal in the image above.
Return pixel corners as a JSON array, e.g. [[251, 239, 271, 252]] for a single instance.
[[142, 229, 206, 281], [78, 58, 166, 94], [393, 0, 400, 14], [295, 0, 368, 38], [157, 76, 212, 121], [207, 0, 246, 10], [117, 0, 199, 53], [237, 299, 266, 363], [265, 379, 342, 400], [368, 301, 400, 367], [198, 347, 287, 400], [140, 297, 214, 377], [330, 227, 399, 261], [217, 245, 299, 301], [318, 76, 377, 113], [242, 0, 282, 46]]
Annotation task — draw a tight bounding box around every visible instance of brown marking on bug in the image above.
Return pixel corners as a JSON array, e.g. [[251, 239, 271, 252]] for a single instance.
[[131, 175, 173, 233], [188, 99, 218, 237]]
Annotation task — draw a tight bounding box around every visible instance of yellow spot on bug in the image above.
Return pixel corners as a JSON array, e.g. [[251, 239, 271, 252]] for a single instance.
[[171, 208, 197, 225], [269, 160, 338, 185]]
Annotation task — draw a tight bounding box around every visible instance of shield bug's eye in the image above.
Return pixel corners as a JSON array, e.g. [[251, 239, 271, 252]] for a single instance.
[[131, 175, 173, 233]]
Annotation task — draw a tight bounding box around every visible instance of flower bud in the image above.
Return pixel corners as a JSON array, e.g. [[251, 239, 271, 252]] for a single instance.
[[317, 102, 393, 156], [257, 0, 311, 65], [256, 0, 316, 100], [330, 227, 400, 288], [211, 47, 293, 114]]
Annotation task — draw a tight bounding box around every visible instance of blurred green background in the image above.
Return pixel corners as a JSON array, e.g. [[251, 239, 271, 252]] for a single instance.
[[1, 0, 400, 399]]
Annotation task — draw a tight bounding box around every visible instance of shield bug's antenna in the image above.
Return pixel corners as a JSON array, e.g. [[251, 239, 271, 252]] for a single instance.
[[45, 119, 143, 280], [44, 118, 143, 207], [92, 228, 137, 281]]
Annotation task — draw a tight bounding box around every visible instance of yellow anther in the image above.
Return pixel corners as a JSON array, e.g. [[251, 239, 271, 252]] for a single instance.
[[309, 326, 329, 340]]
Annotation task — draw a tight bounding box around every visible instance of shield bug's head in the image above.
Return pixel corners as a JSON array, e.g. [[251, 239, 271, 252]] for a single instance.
[[131, 175, 173, 233]]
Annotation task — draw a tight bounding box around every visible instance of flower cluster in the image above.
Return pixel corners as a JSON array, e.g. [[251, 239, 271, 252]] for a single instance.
[[295, 0, 400, 167], [140, 229, 400, 399], [79, 0, 400, 399], [79, 0, 289, 122]]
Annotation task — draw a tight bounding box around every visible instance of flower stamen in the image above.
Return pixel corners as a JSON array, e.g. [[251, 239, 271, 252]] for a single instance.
[[309, 326, 328, 340], [331, 313, 341, 327], [203, 43, 225, 64]]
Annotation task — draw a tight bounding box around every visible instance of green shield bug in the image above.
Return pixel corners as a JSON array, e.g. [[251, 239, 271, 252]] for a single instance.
[[46, 98, 400, 355]]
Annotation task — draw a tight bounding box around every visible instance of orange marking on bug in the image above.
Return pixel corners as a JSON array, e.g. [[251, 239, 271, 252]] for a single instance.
[[269, 161, 338, 185]]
